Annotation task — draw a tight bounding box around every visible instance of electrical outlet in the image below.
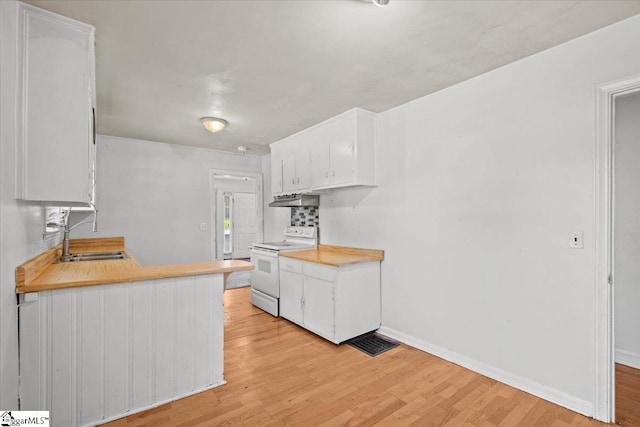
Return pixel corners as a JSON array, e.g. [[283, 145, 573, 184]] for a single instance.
[[199, 222, 208, 231], [568, 231, 583, 249]]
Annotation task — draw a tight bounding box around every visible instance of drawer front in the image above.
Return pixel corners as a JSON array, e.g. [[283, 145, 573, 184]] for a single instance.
[[303, 262, 336, 282], [279, 257, 303, 274]]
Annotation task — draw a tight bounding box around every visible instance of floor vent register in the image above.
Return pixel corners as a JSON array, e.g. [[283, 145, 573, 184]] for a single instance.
[[346, 332, 399, 357]]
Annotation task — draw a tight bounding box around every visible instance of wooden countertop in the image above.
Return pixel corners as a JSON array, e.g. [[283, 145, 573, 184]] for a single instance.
[[16, 237, 253, 293], [279, 244, 384, 267]]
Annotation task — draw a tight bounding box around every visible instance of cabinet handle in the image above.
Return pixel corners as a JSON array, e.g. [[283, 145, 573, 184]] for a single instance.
[[325, 172, 328, 178], [92, 108, 96, 145], [292, 178, 295, 184], [332, 171, 336, 177], [297, 177, 300, 184]]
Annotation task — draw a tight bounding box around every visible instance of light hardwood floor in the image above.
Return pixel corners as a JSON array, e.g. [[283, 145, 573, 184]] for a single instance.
[[616, 363, 640, 426], [104, 287, 609, 426]]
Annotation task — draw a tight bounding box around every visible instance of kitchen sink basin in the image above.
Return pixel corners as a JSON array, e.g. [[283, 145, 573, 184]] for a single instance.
[[57, 251, 128, 263]]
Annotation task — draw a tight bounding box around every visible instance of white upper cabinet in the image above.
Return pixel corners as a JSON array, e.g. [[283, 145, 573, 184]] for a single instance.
[[270, 145, 283, 195], [329, 138, 355, 186], [282, 152, 296, 194], [278, 134, 311, 195], [15, 3, 96, 206], [294, 149, 311, 191], [310, 141, 330, 189], [271, 108, 377, 196]]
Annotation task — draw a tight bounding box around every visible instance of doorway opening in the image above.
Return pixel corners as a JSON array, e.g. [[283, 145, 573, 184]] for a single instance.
[[594, 75, 640, 424], [210, 170, 263, 261], [612, 91, 640, 426]]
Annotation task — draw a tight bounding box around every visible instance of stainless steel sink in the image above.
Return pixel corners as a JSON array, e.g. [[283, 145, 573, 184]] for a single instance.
[[57, 251, 128, 263]]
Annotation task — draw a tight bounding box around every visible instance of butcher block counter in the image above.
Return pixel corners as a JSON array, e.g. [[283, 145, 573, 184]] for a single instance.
[[279, 244, 384, 267], [15, 236, 252, 293], [16, 236, 251, 427]]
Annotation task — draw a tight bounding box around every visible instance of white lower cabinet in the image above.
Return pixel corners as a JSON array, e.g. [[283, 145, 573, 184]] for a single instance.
[[280, 270, 304, 325], [279, 258, 381, 344], [303, 277, 335, 339]]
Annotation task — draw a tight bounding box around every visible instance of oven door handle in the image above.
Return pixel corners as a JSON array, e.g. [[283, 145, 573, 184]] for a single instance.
[[251, 247, 279, 257]]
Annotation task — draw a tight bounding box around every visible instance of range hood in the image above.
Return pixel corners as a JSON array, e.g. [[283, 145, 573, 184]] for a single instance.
[[269, 194, 319, 207]]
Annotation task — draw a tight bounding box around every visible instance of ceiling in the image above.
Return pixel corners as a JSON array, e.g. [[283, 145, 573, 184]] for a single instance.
[[24, 0, 640, 156]]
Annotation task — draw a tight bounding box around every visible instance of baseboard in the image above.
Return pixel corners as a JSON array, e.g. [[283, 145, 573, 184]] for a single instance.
[[85, 380, 226, 427], [615, 348, 640, 370], [377, 326, 593, 417]]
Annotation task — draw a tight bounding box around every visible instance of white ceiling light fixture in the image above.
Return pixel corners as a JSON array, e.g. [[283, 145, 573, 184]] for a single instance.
[[200, 117, 228, 133], [371, 0, 389, 7]]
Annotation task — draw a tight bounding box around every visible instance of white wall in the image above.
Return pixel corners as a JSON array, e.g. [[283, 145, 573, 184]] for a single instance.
[[73, 135, 262, 266], [315, 15, 640, 416], [261, 154, 290, 242], [0, 0, 60, 408], [614, 92, 640, 370]]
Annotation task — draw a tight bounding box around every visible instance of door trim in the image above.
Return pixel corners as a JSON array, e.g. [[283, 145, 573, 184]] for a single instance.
[[209, 169, 263, 260], [594, 73, 640, 422]]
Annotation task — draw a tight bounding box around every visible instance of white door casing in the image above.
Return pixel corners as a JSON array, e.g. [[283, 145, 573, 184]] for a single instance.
[[594, 73, 640, 422], [209, 170, 263, 261]]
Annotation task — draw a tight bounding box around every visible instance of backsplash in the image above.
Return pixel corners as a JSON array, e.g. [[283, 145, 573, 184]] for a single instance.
[[291, 207, 319, 226]]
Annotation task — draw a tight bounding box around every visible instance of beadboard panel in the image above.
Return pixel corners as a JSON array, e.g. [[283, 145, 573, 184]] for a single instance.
[[19, 274, 224, 427]]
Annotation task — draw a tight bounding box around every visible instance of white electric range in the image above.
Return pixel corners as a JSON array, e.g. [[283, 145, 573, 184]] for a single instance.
[[250, 226, 318, 316]]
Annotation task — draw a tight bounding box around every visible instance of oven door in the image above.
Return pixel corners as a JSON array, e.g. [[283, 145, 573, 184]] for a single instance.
[[250, 247, 279, 298]]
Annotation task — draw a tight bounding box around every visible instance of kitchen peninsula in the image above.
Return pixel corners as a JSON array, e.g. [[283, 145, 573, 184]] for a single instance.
[[15, 237, 252, 427]]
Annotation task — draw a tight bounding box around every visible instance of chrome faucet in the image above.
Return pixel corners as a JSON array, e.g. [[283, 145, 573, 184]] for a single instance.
[[60, 203, 98, 261]]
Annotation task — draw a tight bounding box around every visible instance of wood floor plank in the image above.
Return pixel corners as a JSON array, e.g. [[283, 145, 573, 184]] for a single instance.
[[102, 287, 611, 427], [616, 363, 640, 427]]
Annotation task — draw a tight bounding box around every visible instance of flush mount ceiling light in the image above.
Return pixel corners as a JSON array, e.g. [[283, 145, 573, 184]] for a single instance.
[[371, 0, 390, 6], [200, 117, 228, 133]]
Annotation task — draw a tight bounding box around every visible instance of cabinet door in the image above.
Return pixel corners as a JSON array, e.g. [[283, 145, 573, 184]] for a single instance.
[[282, 153, 296, 194], [330, 138, 355, 186], [310, 143, 330, 189], [18, 4, 94, 204], [280, 270, 304, 325], [271, 150, 283, 195], [294, 149, 311, 191], [303, 277, 334, 340]]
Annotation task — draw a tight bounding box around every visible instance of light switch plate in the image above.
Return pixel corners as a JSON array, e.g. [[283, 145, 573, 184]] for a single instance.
[[199, 222, 208, 231], [568, 231, 584, 249]]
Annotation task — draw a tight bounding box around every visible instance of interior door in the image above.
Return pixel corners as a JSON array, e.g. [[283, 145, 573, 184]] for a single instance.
[[232, 192, 257, 259]]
